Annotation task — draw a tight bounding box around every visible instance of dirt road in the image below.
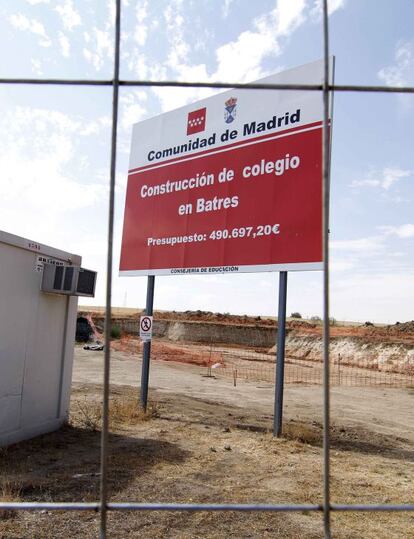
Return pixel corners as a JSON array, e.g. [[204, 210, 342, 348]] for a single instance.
[[73, 345, 414, 443]]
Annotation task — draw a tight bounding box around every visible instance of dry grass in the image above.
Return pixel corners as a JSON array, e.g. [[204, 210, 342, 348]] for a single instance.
[[0, 480, 21, 520], [71, 396, 159, 431], [1, 385, 413, 538], [110, 398, 159, 426], [283, 420, 321, 445], [73, 398, 102, 431]]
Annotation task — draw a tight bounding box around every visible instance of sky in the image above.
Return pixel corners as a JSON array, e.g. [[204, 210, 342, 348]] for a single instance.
[[0, 0, 413, 323]]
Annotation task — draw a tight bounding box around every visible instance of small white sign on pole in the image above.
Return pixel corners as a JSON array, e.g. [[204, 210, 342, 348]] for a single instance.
[[140, 315, 153, 341]]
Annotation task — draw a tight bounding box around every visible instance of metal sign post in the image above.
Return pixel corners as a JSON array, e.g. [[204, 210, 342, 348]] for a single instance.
[[274, 271, 288, 437], [140, 275, 155, 410]]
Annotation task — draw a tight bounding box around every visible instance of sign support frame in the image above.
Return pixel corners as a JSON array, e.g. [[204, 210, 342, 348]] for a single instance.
[[140, 275, 155, 411], [274, 271, 288, 437]]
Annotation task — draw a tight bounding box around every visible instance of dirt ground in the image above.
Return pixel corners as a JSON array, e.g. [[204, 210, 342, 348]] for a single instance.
[[79, 306, 414, 346], [110, 337, 413, 388], [1, 345, 413, 538], [214, 344, 414, 388]]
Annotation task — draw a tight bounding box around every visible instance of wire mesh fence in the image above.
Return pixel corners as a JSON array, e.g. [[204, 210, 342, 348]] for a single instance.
[[211, 344, 414, 388], [109, 326, 414, 388], [1, 0, 414, 538], [87, 314, 414, 389]]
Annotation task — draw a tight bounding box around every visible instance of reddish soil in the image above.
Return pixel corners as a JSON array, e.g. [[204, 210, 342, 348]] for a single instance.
[[111, 336, 223, 367], [81, 307, 276, 327], [80, 308, 414, 346], [290, 321, 414, 346]]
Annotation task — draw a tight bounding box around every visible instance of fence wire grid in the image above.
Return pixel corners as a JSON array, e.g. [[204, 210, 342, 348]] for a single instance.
[[211, 344, 414, 389], [1, 1, 414, 538], [109, 326, 414, 389]]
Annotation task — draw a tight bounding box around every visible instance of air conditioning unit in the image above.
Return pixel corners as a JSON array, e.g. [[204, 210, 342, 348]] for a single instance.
[[41, 264, 97, 297]]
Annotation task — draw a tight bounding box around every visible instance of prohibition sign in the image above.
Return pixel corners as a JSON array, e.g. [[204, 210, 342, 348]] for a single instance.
[[141, 316, 152, 332]]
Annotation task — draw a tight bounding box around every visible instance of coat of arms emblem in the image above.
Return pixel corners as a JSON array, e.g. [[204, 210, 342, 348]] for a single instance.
[[224, 97, 237, 124]]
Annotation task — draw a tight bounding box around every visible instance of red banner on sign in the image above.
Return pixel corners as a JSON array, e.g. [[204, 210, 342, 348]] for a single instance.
[[120, 122, 323, 275]]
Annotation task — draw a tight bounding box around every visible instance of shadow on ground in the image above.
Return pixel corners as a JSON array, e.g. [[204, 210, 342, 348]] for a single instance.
[[0, 425, 189, 502]]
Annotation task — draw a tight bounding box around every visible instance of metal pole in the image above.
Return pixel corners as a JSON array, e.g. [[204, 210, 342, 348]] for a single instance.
[[140, 275, 155, 411], [99, 1, 121, 537], [322, 1, 332, 537], [1, 500, 414, 513], [1, 76, 414, 94], [274, 271, 288, 437]]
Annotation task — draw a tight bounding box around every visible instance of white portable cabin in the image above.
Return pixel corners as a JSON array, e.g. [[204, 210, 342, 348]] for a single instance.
[[0, 230, 85, 446]]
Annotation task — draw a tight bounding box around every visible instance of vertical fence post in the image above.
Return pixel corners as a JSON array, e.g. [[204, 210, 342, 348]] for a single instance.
[[274, 271, 288, 437], [140, 275, 155, 411], [99, 1, 121, 536], [322, 1, 332, 536]]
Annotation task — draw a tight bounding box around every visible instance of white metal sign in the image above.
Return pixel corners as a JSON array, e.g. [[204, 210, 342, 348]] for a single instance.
[[120, 58, 334, 276], [139, 315, 153, 341]]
